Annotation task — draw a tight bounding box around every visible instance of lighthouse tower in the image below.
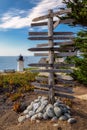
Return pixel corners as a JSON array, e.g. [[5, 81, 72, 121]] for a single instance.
[[17, 55, 24, 72]]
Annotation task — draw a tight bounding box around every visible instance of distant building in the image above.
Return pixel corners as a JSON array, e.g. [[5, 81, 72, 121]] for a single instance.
[[17, 55, 24, 72]]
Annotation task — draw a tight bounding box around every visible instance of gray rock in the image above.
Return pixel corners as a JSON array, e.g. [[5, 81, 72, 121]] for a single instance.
[[31, 114, 38, 121], [34, 99, 40, 103], [43, 112, 49, 120], [33, 102, 40, 112], [25, 114, 30, 119], [41, 96, 48, 102], [54, 102, 59, 107], [28, 111, 35, 117], [59, 115, 68, 121], [60, 107, 68, 114], [67, 110, 71, 114], [27, 102, 33, 111], [46, 104, 55, 118], [68, 118, 77, 124], [51, 116, 58, 122], [66, 105, 71, 110], [36, 104, 45, 113], [23, 109, 29, 114], [18, 116, 26, 123], [38, 96, 42, 100], [42, 100, 48, 106], [37, 113, 43, 119], [64, 113, 71, 119], [54, 107, 62, 117]]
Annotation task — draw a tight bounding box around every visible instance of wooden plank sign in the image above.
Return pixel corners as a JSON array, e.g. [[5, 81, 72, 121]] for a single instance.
[[34, 52, 77, 56], [37, 41, 74, 47], [28, 36, 74, 40], [31, 19, 74, 27], [31, 69, 73, 74], [36, 77, 73, 84], [29, 47, 74, 52], [29, 32, 74, 36], [29, 63, 74, 67], [34, 89, 74, 99], [32, 82, 73, 93], [32, 8, 71, 22]]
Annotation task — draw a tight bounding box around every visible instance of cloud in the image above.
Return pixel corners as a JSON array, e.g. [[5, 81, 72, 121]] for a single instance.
[[0, 0, 65, 30]]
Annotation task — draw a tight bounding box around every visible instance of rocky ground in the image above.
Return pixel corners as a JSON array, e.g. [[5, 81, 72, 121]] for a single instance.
[[0, 86, 87, 130]]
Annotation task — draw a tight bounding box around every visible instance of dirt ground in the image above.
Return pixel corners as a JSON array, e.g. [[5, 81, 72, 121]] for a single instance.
[[0, 86, 87, 130]]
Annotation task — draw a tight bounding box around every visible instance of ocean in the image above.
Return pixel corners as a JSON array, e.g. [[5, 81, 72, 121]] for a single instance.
[[0, 56, 41, 71]]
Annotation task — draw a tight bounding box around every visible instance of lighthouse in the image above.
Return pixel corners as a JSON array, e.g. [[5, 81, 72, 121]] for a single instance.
[[17, 55, 24, 72]]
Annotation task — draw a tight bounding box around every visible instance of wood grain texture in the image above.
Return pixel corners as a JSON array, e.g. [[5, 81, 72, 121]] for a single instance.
[[32, 82, 73, 93], [31, 69, 73, 74], [37, 41, 74, 47], [34, 52, 77, 57], [29, 47, 74, 51], [31, 19, 74, 27], [32, 8, 71, 22], [28, 36, 74, 40], [29, 32, 74, 36]]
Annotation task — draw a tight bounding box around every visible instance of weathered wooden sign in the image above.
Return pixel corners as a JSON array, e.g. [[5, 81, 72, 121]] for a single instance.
[[37, 41, 74, 47], [29, 36, 74, 40], [28, 9, 75, 103], [29, 32, 74, 36], [29, 63, 74, 67], [32, 8, 71, 22], [31, 19, 74, 27], [29, 47, 74, 52], [34, 52, 77, 56]]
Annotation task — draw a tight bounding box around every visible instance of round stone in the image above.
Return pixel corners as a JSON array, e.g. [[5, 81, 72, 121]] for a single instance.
[[38, 96, 42, 100], [54, 107, 62, 118], [33, 102, 40, 112], [59, 115, 68, 121], [54, 102, 60, 107], [27, 103, 33, 111], [46, 104, 55, 118], [23, 109, 28, 114], [18, 116, 26, 123], [28, 111, 35, 117], [64, 113, 71, 119], [68, 118, 77, 124], [43, 112, 49, 120], [34, 99, 40, 103], [51, 116, 58, 122], [42, 100, 48, 106], [37, 113, 43, 119], [31, 114, 38, 121], [66, 105, 70, 110], [36, 104, 45, 113], [25, 114, 30, 119]]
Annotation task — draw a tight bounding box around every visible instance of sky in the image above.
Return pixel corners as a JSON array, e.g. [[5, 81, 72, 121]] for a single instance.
[[0, 0, 83, 56]]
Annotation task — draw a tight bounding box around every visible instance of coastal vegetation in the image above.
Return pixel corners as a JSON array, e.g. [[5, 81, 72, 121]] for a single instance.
[[0, 71, 38, 101]]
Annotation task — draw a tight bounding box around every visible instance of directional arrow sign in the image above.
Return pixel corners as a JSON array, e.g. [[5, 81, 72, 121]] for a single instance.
[[29, 36, 74, 40], [37, 41, 74, 47], [29, 32, 74, 36], [29, 47, 74, 52], [32, 8, 71, 22], [31, 19, 74, 27]]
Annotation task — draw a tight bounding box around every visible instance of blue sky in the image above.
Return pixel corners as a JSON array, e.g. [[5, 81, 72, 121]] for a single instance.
[[0, 0, 83, 56]]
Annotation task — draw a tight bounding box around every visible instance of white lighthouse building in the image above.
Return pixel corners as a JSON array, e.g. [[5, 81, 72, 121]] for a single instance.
[[17, 55, 24, 72]]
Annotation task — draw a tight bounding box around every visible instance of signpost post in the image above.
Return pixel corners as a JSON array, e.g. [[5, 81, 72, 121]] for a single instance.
[[28, 8, 75, 103]]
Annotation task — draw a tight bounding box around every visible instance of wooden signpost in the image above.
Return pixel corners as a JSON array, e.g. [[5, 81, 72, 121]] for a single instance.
[[28, 8, 75, 103]]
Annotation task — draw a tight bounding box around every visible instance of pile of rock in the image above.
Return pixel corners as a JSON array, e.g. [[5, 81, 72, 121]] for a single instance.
[[18, 96, 76, 124]]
